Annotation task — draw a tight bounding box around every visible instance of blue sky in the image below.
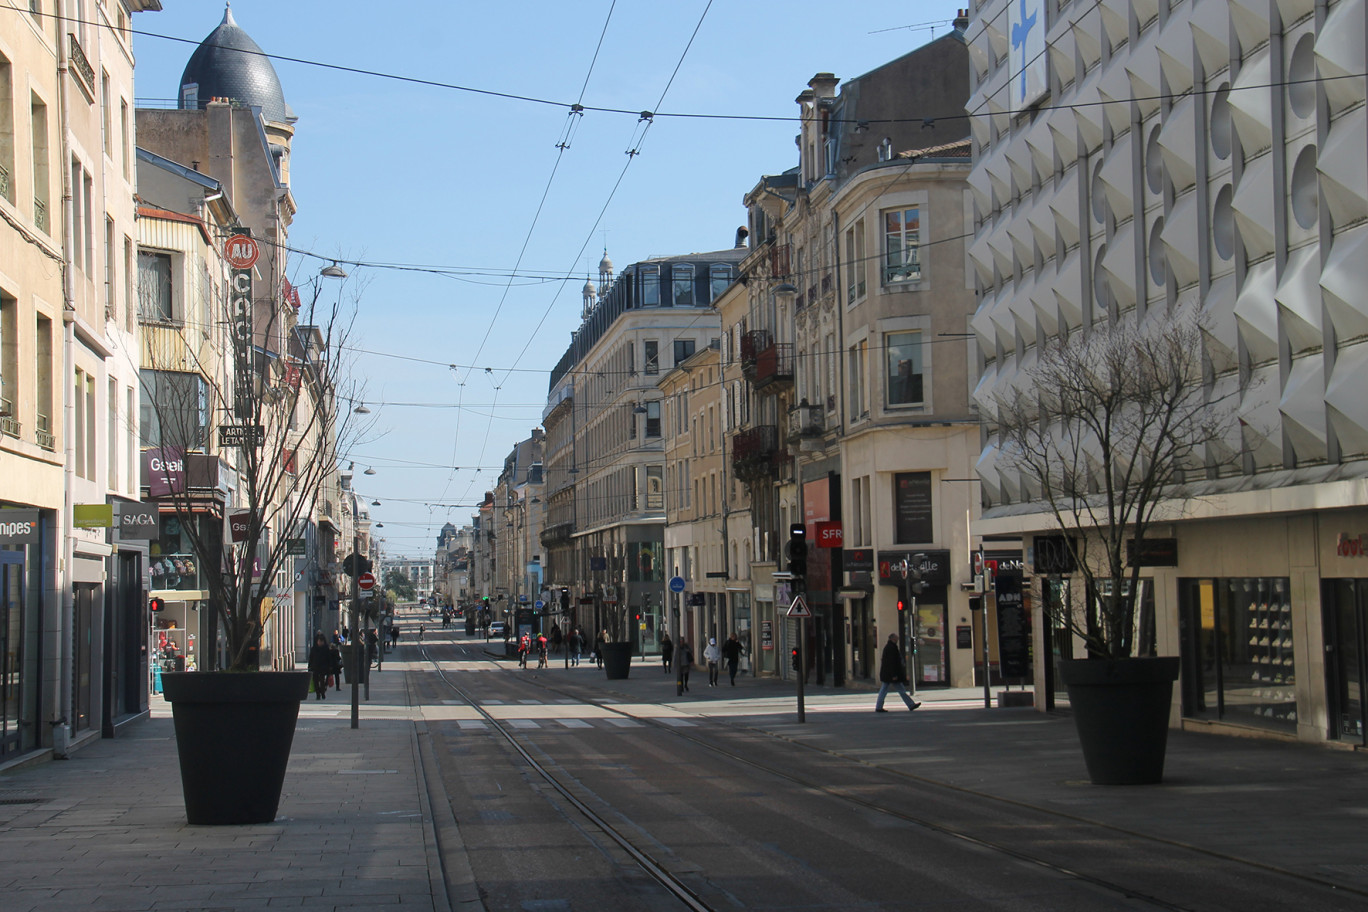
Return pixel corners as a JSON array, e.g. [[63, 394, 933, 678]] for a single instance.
[[132, 1, 957, 559]]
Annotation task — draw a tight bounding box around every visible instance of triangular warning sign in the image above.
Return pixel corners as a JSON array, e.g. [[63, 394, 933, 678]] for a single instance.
[[786, 594, 812, 618]]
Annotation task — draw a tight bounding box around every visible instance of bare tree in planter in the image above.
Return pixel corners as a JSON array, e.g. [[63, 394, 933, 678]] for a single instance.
[[992, 312, 1237, 660], [142, 272, 364, 672]]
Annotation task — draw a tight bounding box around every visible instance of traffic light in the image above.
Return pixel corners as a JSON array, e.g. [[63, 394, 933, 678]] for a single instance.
[[896, 598, 906, 612], [149, 597, 165, 613], [791, 646, 801, 671], [909, 552, 926, 596], [342, 552, 373, 578], [787, 523, 807, 579]]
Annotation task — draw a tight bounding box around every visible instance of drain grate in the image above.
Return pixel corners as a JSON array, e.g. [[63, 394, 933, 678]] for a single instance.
[[0, 797, 43, 805]]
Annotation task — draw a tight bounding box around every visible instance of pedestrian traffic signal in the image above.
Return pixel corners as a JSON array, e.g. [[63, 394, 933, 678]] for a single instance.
[[149, 597, 165, 613], [897, 598, 906, 612], [787, 523, 807, 579]]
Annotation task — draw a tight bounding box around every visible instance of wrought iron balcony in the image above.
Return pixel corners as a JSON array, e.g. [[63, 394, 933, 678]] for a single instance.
[[35, 412, 54, 450], [0, 398, 18, 438], [753, 341, 793, 389], [731, 425, 790, 481], [34, 197, 48, 234]]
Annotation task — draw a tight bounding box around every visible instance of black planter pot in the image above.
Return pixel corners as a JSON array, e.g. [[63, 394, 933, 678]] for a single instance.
[[1057, 656, 1180, 785], [601, 641, 633, 680], [161, 671, 310, 824]]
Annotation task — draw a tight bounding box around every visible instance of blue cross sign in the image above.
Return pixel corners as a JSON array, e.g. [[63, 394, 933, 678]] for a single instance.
[[1009, 0, 1045, 107]]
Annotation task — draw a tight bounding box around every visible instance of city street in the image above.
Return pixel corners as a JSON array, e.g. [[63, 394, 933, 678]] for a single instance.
[[4, 614, 1368, 911]]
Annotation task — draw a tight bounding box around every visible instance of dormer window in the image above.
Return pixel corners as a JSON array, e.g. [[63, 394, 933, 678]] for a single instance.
[[877, 137, 893, 162]]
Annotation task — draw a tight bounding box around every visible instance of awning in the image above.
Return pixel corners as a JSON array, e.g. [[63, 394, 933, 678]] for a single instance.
[[838, 588, 870, 600]]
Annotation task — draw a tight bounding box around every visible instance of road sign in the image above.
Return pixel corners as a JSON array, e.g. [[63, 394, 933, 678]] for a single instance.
[[357, 571, 376, 591], [224, 234, 260, 269], [668, 576, 686, 593], [219, 424, 265, 447], [534, 599, 544, 610], [786, 594, 812, 618]]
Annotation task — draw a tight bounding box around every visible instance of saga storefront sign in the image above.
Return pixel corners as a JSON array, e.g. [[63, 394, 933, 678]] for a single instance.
[[0, 509, 41, 545], [117, 503, 158, 539]]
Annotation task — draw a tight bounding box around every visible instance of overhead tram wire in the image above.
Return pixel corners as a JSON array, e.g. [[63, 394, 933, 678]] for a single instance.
[[448, 0, 619, 510], [452, 0, 716, 510], [70, 0, 1360, 137]]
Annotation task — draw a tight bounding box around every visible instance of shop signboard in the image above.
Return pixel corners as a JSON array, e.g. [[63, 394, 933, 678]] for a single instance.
[[814, 521, 842, 548], [144, 447, 186, 497], [760, 620, 773, 651], [286, 537, 307, 556], [116, 503, 158, 539], [1032, 535, 1077, 574], [877, 549, 951, 587], [994, 570, 1031, 679], [842, 548, 873, 572], [229, 511, 253, 543], [1126, 537, 1178, 567], [893, 472, 933, 544], [0, 509, 40, 545], [73, 504, 113, 529]]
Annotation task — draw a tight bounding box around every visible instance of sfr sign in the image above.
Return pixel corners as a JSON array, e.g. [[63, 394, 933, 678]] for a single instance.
[[814, 521, 842, 548]]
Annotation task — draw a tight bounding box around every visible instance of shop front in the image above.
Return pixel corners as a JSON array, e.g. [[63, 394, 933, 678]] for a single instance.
[[878, 549, 951, 687], [0, 509, 47, 760]]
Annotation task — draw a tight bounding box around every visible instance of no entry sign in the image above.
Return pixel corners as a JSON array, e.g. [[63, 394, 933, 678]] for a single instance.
[[357, 571, 376, 591]]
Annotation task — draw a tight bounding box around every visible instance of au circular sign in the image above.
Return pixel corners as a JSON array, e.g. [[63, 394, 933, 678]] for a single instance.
[[225, 234, 260, 269], [668, 576, 686, 593], [357, 571, 376, 591]]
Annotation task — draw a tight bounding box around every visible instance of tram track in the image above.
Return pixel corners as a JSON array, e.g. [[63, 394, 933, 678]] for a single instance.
[[413, 635, 1361, 912]]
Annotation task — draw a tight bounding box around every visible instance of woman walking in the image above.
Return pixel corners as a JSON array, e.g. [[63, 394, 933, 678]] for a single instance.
[[308, 633, 332, 700]]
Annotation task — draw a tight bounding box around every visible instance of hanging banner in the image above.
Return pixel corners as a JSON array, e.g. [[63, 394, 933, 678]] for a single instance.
[[144, 447, 186, 497]]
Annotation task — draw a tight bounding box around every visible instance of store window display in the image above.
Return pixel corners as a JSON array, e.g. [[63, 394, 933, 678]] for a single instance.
[[150, 516, 203, 592]]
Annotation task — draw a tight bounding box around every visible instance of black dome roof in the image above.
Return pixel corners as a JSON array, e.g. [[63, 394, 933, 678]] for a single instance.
[[179, 4, 290, 124]]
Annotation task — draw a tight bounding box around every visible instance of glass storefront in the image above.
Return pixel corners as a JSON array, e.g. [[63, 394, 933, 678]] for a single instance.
[[1323, 579, 1368, 745], [1179, 577, 1296, 732]]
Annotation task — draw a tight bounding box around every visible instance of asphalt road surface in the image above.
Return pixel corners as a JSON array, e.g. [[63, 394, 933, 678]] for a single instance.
[[406, 629, 1359, 912]]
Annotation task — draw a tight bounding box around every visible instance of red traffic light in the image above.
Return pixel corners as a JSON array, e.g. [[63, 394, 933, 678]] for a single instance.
[[897, 599, 906, 612], [149, 597, 165, 613]]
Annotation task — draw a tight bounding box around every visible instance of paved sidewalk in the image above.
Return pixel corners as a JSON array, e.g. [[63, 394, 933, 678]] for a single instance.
[[0, 655, 447, 912]]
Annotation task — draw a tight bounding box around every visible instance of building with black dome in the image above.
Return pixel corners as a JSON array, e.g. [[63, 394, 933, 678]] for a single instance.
[[178, 3, 295, 127]]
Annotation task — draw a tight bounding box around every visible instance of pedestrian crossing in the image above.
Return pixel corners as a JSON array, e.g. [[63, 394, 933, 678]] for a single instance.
[[437, 700, 698, 732]]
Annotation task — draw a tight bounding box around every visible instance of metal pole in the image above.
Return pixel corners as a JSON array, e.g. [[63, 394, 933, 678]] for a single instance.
[[982, 591, 992, 710], [351, 499, 360, 730], [796, 621, 806, 723]]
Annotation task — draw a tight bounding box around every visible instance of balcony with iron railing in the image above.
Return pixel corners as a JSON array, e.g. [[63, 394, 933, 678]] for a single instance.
[[0, 162, 10, 199], [35, 412, 54, 450], [753, 341, 794, 390], [731, 425, 791, 482], [0, 398, 18, 438], [33, 197, 48, 234]]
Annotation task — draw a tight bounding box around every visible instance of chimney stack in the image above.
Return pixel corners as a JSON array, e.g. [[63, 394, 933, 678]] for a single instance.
[[954, 8, 970, 30], [735, 226, 750, 248]]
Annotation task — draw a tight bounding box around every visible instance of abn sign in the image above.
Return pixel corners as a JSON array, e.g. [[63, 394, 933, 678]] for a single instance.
[[357, 571, 376, 591]]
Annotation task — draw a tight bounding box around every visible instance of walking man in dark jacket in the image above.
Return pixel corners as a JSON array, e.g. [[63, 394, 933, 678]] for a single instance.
[[720, 633, 743, 685], [875, 633, 921, 713]]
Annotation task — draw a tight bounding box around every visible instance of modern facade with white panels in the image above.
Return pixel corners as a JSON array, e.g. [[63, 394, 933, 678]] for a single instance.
[[967, 0, 1368, 743]]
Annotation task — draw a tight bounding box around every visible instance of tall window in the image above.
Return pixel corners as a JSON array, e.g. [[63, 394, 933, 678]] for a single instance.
[[138, 250, 174, 321], [104, 216, 115, 318], [672, 264, 694, 307], [140, 370, 207, 449], [30, 94, 49, 232], [74, 368, 95, 478], [709, 265, 732, 301], [108, 377, 118, 492], [645, 464, 664, 510], [845, 220, 866, 302], [640, 267, 660, 306], [673, 339, 695, 366], [0, 54, 13, 203], [645, 401, 661, 438], [0, 292, 16, 436], [644, 340, 659, 375], [848, 340, 867, 418], [101, 71, 110, 156], [883, 207, 921, 284], [35, 314, 52, 449], [119, 99, 129, 179], [885, 331, 924, 407]]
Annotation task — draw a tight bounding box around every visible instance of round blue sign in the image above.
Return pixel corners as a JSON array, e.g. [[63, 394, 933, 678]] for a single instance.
[[535, 600, 544, 610], [668, 576, 686, 593]]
